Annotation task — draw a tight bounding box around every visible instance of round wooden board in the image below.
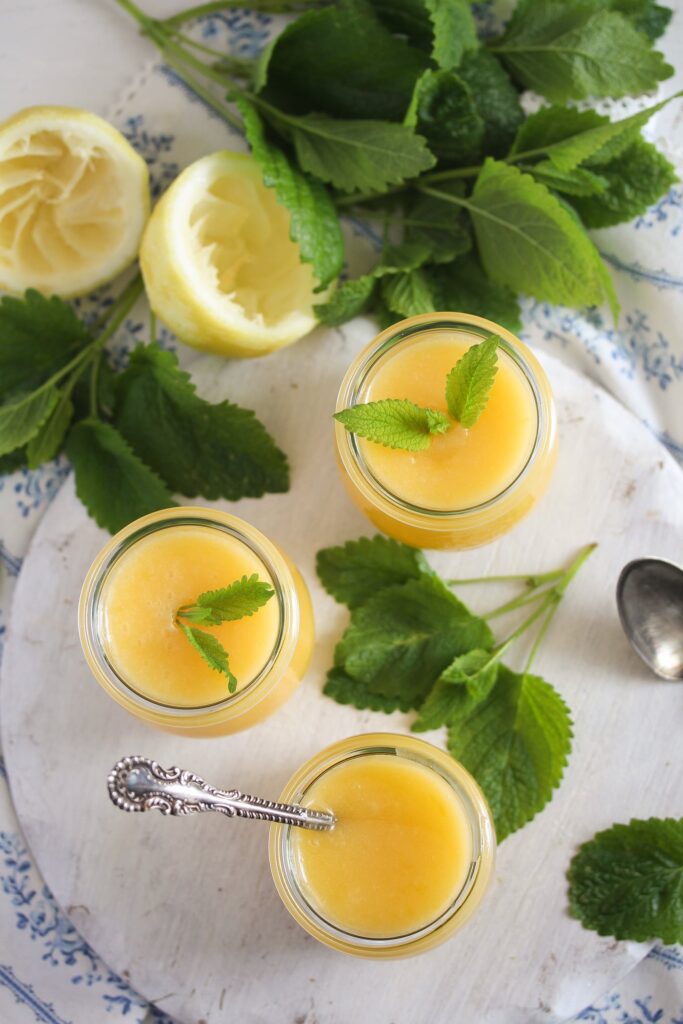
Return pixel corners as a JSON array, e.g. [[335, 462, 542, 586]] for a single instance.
[[2, 323, 682, 1024]]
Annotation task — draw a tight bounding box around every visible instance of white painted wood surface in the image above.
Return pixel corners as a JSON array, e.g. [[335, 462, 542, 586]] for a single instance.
[[2, 325, 682, 1024]]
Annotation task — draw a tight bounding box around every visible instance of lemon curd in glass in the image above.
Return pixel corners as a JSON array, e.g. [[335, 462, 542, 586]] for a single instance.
[[335, 313, 557, 549], [270, 734, 495, 958], [78, 508, 314, 736]]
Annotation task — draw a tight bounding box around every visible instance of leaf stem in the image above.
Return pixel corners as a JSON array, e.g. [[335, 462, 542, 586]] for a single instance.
[[447, 569, 565, 586], [484, 584, 559, 621], [89, 354, 101, 418], [162, 0, 324, 27], [165, 27, 254, 76]]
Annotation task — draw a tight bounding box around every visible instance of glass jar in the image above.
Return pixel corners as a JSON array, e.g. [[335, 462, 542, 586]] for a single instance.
[[269, 733, 495, 958], [78, 507, 314, 736], [335, 312, 557, 549]]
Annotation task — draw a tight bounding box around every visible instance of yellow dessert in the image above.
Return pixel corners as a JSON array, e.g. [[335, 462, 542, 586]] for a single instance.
[[270, 734, 495, 958], [361, 332, 536, 510], [79, 508, 314, 736], [100, 526, 280, 707], [292, 754, 472, 937], [335, 313, 557, 549]]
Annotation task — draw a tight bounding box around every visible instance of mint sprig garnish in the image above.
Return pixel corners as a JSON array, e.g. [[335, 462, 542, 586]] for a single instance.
[[335, 336, 498, 451], [175, 574, 274, 693], [317, 534, 595, 839], [446, 334, 499, 427], [568, 817, 683, 943]]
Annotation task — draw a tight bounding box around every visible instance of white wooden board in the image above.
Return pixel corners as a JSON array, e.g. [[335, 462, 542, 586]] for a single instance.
[[1, 323, 682, 1024]]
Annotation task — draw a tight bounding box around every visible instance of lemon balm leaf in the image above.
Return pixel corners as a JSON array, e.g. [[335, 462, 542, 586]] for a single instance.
[[316, 534, 434, 610], [413, 650, 499, 732], [447, 665, 573, 841], [234, 96, 343, 290], [323, 666, 411, 714], [25, 392, 74, 468], [568, 818, 683, 944], [335, 398, 450, 451], [66, 418, 176, 534], [315, 276, 376, 326], [178, 624, 238, 693], [446, 335, 498, 428], [115, 344, 289, 501], [0, 386, 60, 457], [178, 574, 275, 626], [425, 0, 478, 70]]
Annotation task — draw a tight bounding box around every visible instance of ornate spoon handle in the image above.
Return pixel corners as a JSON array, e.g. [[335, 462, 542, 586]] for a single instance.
[[108, 755, 335, 831]]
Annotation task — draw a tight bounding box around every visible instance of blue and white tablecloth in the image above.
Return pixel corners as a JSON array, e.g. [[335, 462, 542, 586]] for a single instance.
[[1, 4, 682, 1021]]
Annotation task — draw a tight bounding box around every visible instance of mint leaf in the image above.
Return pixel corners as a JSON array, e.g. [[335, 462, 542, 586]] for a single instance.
[[258, 1, 428, 121], [492, 2, 673, 103], [234, 97, 343, 289], [446, 335, 498, 428], [424, 0, 478, 70], [178, 624, 237, 692], [26, 392, 74, 468], [0, 290, 91, 402], [381, 268, 436, 318], [284, 112, 436, 194], [315, 276, 377, 327], [524, 95, 683, 173], [447, 665, 572, 840], [569, 138, 678, 228], [430, 255, 522, 333], [335, 398, 450, 450], [323, 666, 406, 713], [0, 386, 60, 457], [525, 162, 608, 198], [179, 574, 274, 626], [457, 50, 524, 159], [115, 344, 289, 501], [316, 534, 433, 609], [406, 69, 485, 165], [66, 419, 176, 534], [466, 159, 613, 309], [568, 817, 683, 944], [334, 575, 493, 710]]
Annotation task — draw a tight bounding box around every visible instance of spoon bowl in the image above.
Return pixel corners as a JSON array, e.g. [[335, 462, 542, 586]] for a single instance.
[[616, 558, 683, 680]]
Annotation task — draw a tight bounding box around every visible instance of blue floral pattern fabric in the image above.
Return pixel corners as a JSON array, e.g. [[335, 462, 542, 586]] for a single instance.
[[0, 4, 681, 1022]]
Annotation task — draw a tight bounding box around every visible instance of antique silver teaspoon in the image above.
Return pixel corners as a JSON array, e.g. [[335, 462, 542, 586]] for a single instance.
[[108, 755, 336, 830], [616, 558, 683, 680]]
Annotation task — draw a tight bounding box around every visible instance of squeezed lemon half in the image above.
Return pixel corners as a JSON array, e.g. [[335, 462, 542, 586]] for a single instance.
[[139, 150, 321, 358], [0, 106, 150, 297]]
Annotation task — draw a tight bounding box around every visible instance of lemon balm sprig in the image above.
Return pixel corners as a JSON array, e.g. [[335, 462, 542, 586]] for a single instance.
[[334, 336, 499, 451], [175, 574, 275, 692]]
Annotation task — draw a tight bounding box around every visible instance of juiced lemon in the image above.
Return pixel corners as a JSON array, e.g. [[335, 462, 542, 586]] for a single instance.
[[139, 151, 321, 358], [0, 106, 150, 297]]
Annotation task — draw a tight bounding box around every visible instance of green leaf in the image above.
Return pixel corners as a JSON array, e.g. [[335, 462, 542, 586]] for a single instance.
[[447, 665, 572, 840], [0, 448, 27, 475], [258, 1, 428, 121], [178, 574, 274, 626], [316, 533, 433, 609], [413, 654, 499, 731], [424, 0, 478, 70], [569, 138, 678, 228], [404, 188, 472, 264], [0, 290, 91, 402], [429, 255, 522, 332], [441, 647, 499, 699], [335, 398, 450, 451], [366, 0, 434, 49], [567, 817, 683, 944], [512, 94, 683, 172], [466, 159, 612, 309], [25, 392, 74, 468], [525, 162, 608, 197], [608, 0, 672, 40], [178, 624, 237, 692], [234, 97, 343, 289], [115, 344, 289, 501], [335, 575, 494, 710], [492, 1, 673, 103], [284, 112, 436, 194], [323, 666, 407, 713], [65, 419, 176, 534], [315, 276, 377, 327], [446, 335, 499, 428], [0, 386, 60, 457], [406, 69, 485, 165], [382, 268, 437, 318], [456, 50, 524, 159]]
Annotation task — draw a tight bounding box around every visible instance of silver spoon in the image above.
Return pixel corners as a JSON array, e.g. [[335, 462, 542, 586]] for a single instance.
[[616, 558, 683, 680], [108, 755, 335, 830]]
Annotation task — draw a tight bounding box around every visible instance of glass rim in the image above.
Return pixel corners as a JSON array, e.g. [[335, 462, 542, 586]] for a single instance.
[[335, 312, 549, 521], [269, 733, 495, 954], [78, 507, 300, 719]]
